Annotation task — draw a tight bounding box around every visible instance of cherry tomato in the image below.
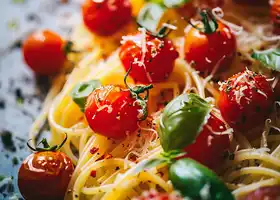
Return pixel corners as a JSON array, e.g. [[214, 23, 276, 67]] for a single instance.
[[134, 190, 183, 200], [204, 0, 225, 8], [119, 33, 179, 83], [82, 0, 132, 36], [233, 0, 268, 6], [175, 1, 196, 19], [18, 151, 74, 200], [184, 113, 231, 170], [271, 0, 280, 34], [184, 21, 236, 76], [219, 70, 274, 132], [85, 85, 142, 139], [23, 30, 66, 75], [243, 186, 280, 200]]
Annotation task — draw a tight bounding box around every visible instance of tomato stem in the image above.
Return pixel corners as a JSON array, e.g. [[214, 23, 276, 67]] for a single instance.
[[64, 41, 80, 55], [27, 133, 68, 152], [124, 65, 153, 120], [137, 21, 173, 38], [188, 9, 218, 34]]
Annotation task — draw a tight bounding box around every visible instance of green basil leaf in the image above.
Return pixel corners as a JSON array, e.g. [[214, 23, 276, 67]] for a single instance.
[[169, 158, 234, 200], [159, 93, 211, 152], [71, 80, 101, 112], [133, 158, 167, 174], [137, 3, 166, 33], [251, 48, 280, 71], [163, 0, 191, 8]]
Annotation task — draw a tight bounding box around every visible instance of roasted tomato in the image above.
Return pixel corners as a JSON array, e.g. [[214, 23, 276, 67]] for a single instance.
[[82, 0, 132, 36], [219, 69, 274, 132], [23, 30, 68, 75], [134, 190, 183, 200], [18, 137, 74, 200], [119, 32, 179, 83], [184, 10, 236, 76], [243, 186, 280, 200], [85, 84, 152, 139], [184, 113, 231, 170], [271, 0, 280, 34]]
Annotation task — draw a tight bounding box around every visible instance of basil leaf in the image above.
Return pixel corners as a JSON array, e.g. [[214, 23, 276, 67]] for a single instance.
[[133, 158, 167, 174], [169, 159, 234, 200], [159, 93, 211, 152], [163, 0, 191, 8], [71, 80, 101, 112], [137, 3, 166, 33], [252, 48, 280, 71]]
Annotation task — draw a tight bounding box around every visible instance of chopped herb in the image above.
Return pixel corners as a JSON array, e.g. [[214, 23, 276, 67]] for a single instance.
[[0, 100, 5, 109], [12, 157, 19, 165], [15, 88, 24, 104], [1, 131, 16, 152], [7, 19, 19, 31], [12, 0, 25, 4]]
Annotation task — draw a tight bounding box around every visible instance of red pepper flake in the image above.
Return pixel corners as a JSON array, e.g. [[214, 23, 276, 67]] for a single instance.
[[90, 147, 99, 154], [90, 170, 96, 178], [104, 153, 113, 159]]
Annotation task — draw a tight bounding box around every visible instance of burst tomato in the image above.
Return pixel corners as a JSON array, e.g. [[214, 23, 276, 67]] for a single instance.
[[85, 85, 144, 139], [22, 30, 67, 75], [18, 151, 74, 200], [119, 32, 179, 84], [219, 70, 274, 132], [184, 113, 231, 170], [82, 0, 132, 36], [184, 11, 236, 76]]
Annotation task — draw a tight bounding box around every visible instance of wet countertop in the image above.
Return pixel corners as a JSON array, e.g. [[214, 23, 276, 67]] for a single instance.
[[0, 1, 80, 199]]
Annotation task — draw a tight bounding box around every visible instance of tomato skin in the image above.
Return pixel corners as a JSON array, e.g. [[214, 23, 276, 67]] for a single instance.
[[184, 114, 230, 170], [23, 30, 65, 75], [18, 151, 74, 200], [243, 186, 280, 200], [119, 34, 179, 83], [184, 22, 236, 76], [271, 0, 280, 34], [82, 0, 132, 36], [218, 70, 274, 132], [85, 85, 141, 139]]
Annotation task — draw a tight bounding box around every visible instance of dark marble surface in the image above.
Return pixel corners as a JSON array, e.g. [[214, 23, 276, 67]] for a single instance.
[[0, 1, 81, 199]]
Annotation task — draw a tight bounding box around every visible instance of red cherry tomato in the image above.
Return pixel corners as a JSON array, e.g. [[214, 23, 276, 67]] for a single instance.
[[23, 30, 66, 75], [85, 85, 142, 139], [219, 70, 274, 132], [204, 0, 225, 8], [18, 151, 74, 200], [184, 21, 236, 76], [184, 113, 231, 170], [233, 0, 268, 6], [271, 0, 280, 34], [82, 0, 132, 36], [134, 190, 183, 200], [243, 186, 280, 200], [119, 33, 179, 83]]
